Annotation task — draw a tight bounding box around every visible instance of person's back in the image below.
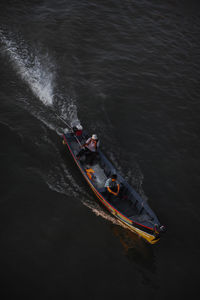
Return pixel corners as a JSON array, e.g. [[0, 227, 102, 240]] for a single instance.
[[105, 174, 120, 197], [85, 135, 100, 152], [77, 134, 100, 165]]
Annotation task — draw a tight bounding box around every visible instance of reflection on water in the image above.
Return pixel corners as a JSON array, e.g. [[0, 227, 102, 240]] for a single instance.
[[111, 224, 161, 289], [111, 224, 156, 272]]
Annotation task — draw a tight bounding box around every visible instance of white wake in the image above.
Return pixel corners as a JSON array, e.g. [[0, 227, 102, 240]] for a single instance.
[[1, 32, 54, 106], [0, 31, 143, 229]]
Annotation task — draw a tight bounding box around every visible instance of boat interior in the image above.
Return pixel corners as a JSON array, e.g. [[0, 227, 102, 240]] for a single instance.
[[66, 134, 155, 226]]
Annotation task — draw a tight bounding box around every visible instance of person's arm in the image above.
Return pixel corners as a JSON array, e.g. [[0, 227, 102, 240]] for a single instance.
[[107, 186, 118, 196], [82, 138, 91, 147], [116, 184, 120, 195], [107, 183, 120, 196], [107, 186, 115, 195]]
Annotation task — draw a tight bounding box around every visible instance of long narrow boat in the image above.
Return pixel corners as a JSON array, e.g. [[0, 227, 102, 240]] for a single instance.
[[62, 129, 165, 244]]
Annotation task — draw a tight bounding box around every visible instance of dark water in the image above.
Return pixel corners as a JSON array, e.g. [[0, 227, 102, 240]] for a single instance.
[[0, 1, 200, 299]]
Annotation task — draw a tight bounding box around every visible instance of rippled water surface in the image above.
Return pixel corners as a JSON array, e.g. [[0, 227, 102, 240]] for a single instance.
[[0, 1, 200, 299]]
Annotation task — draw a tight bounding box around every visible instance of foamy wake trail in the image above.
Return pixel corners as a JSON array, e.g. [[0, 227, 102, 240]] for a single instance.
[[1, 32, 54, 106], [55, 94, 80, 128], [82, 199, 120, 226], [0, 31, 80, 133], [0, 31, 130, 229], [45, 165, 120, 227]]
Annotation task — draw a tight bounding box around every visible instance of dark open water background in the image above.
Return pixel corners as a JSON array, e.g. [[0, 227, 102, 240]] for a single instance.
[[0, 1, 200, 299]]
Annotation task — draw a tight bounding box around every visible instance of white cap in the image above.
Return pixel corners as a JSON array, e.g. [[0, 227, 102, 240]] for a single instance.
[[92, 134, 98, 140], [76, 124, 83, 130]]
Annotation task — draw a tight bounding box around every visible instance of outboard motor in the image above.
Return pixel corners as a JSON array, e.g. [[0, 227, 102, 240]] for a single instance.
[[159, 225, 166, 233], [154, 224, 166, 236]]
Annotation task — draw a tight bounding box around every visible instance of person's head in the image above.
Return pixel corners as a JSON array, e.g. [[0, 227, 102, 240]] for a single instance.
[[92, 134, 98, 140], [111, 174, 117, 181]]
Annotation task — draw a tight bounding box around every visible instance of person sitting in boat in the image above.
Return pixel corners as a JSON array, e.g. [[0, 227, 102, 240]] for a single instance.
[[77, 134, 100, 164], [104, 174, 120, 200]]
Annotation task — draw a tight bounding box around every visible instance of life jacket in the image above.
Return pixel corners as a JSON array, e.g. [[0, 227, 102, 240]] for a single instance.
[[107, 180, 120, 196], [85, 138, 98, 151], [110, 181, 118, 192], [86, 168, 95, 180]]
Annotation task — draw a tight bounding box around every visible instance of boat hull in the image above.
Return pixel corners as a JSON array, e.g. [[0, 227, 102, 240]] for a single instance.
[[62, 133, 160, 244]]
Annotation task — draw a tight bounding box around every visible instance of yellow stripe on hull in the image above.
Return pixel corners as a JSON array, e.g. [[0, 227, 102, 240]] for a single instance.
[[91, 182, 159, 244], [115, 217, 159, 244]]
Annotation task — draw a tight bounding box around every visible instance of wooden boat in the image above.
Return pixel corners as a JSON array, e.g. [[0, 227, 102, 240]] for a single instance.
[[62, 130, 165, 244]]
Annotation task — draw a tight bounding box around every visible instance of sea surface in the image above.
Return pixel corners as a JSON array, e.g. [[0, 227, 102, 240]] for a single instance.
[[0, 1, 200, 299]]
